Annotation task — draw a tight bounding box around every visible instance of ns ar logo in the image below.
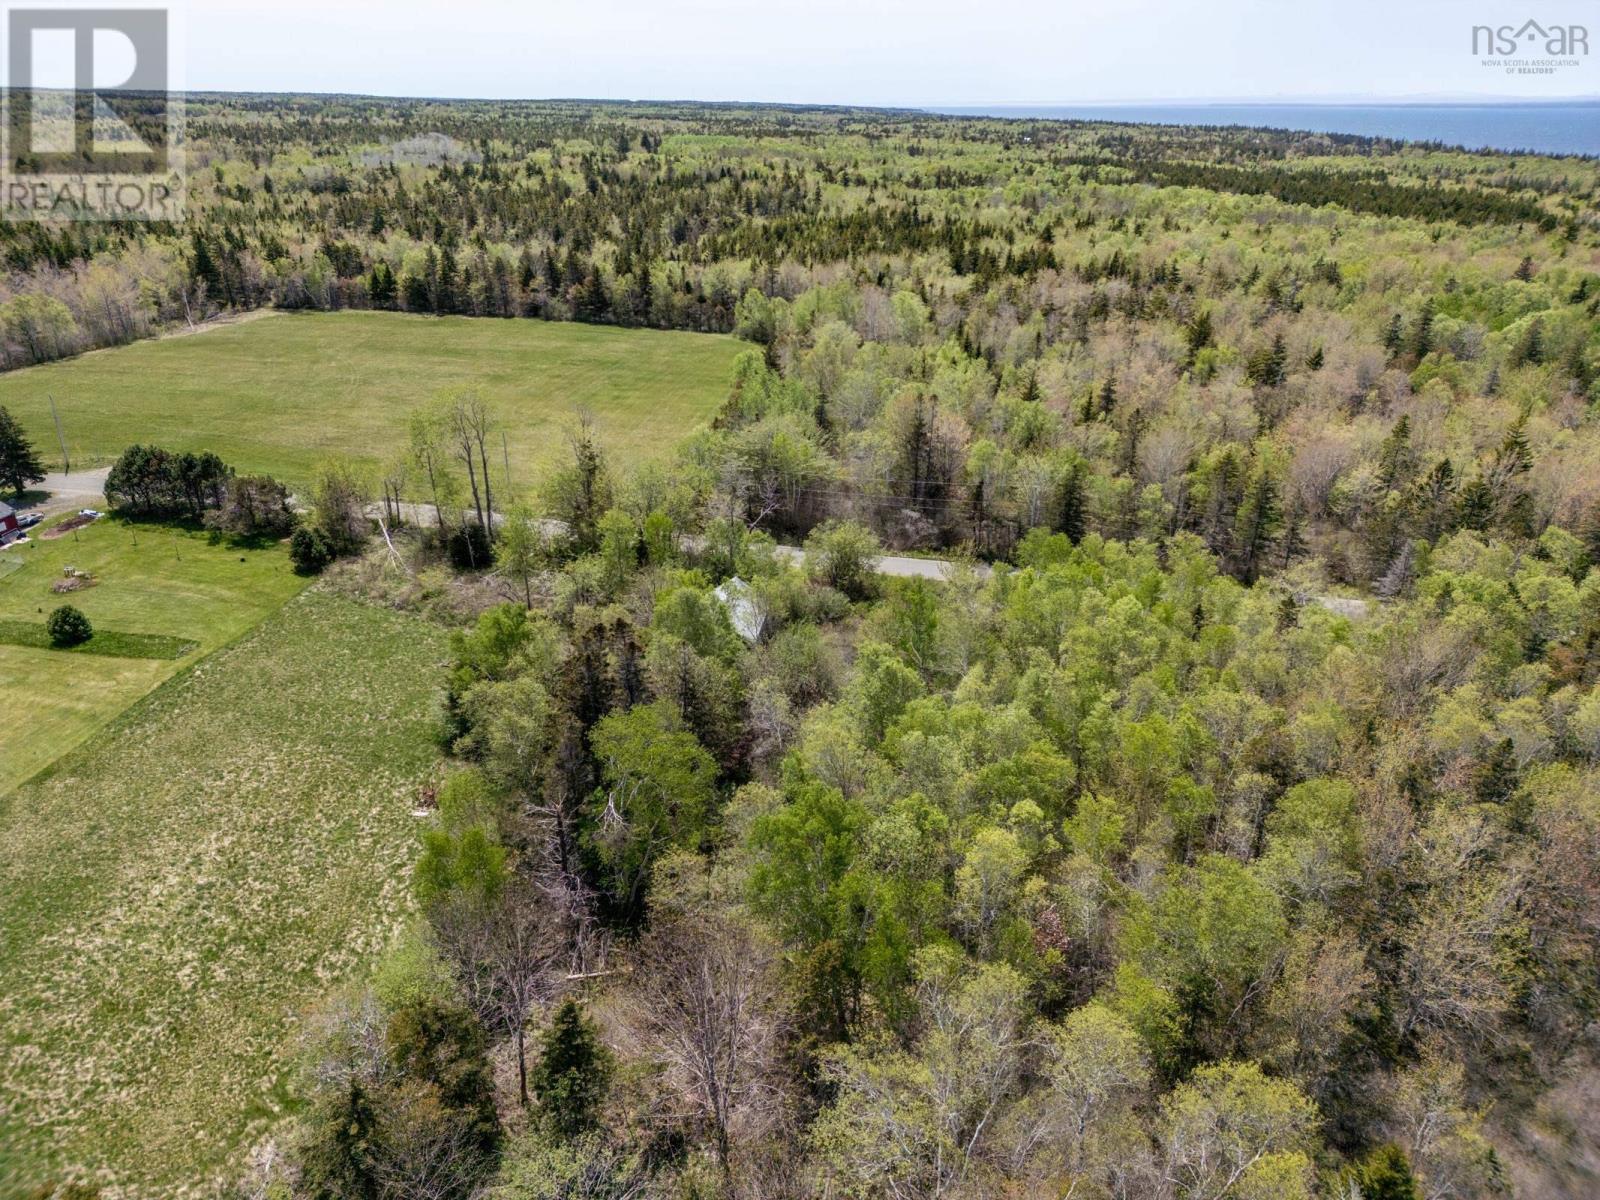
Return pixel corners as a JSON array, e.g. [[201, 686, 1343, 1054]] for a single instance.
[[1472, 20, 1590, 55]]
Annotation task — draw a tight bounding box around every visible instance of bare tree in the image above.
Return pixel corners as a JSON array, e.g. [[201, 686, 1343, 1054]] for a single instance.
[[370, 1084, 490, 1200], [446, 391, 496, 537], [429, 879, 569, 1106], [409, 404, 456, 533], [380, 454, 409, 530], [618, 908, 790, 1172], [493, 883, 569, 1106]]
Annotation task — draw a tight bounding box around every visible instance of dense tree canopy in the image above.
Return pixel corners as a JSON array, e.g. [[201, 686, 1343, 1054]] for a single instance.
[[56, 97, 1596, 1200]]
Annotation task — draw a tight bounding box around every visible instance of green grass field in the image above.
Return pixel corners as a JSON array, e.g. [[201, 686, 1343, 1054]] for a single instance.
[[0, 516, 307, 795], [0, 590, 447, 1196], [0, 311, 742, 488]]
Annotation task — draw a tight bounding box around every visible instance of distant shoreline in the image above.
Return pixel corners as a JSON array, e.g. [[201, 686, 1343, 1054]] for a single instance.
[[927, 100, 1600, 157]]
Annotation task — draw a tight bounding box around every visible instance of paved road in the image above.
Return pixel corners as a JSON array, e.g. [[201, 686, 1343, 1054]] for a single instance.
[[29, 472, 1369, 617], [30, 468, 111, 515], [770, 542, 992, 582]]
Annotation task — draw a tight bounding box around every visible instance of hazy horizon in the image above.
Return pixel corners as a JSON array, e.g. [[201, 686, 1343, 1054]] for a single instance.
[[161, 89, 1600, 108], [162, 0, 1598, 106]]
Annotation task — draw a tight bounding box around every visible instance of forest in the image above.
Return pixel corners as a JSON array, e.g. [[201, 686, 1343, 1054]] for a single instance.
[[3, 99, 1597, 586], [6, 98, 1600, 1200]]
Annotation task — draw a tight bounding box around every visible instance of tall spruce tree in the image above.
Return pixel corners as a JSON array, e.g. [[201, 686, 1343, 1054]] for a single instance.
[[530, 998, 612, 1139], [0, 405, 46, 498]]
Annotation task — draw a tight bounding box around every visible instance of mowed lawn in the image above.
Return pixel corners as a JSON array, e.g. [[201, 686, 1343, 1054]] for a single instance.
[[0, 516, 306, 795], [0, 311, 742, 488], [0, 590, 447, 1197]]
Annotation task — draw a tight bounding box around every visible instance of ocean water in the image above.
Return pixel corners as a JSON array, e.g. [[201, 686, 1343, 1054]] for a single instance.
[[929, 103, 1600, 158]]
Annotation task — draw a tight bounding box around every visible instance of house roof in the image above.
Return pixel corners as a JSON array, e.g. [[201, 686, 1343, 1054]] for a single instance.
[[0, 501, 14, 520], [713, 576, 765, 643]]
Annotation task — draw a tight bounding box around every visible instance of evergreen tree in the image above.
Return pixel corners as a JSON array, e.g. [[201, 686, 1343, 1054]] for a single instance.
[[1305, 344, 1325, 371], [530, 998, 612, 1139], [1408, 300, 1434, 360], [1363, 493, 1409, 582], [386, 999, 500, 1157], [548, 425, 613, 553], [0, 405, 47, 497], [1411, 458, 1459, 542], [1377, 416, 1417, 493], [1483, 417, 1535, 535], [1097, 374, 1117, 417], [1054, 459, 1087, 543], [1246, 335, 1288, 386], [1197, 446, 1245, 562], [296, 1080, 382, 1200], [436, 245, 459, 314], [368, 262, 396, 308], [577, 263, 608, 322], [1496, 417, 1534, 477], [1475, 737, 1520, 805], [1582, 498, 1600, 568], [1232, 460, 1282, 583], [190, 231, 222, 296], [402, 270, 431, 312], [1278, 502, 1307, 568], [1510, 320, 1545, 367], [636, 260, 654, 324], [1183, 308, 1213, 366], [1563, 339, 1593, 392], [1382, 312, 1404, 359], [1457, 477, 1496, 531]]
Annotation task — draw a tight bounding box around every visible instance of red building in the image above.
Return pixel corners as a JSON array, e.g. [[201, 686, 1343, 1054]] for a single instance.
[[0, 501, 19, 543]]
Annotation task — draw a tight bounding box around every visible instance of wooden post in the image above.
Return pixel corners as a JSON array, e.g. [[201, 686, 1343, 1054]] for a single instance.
[[47, 395, 68, 474]]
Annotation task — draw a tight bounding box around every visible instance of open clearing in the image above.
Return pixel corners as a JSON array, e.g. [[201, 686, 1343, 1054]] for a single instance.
[[0, 516, 306, 795], [0, 590, 447, 1196], [0, 311, 742, 488]]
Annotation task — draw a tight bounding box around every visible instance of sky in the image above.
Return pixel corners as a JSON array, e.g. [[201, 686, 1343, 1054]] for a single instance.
[[54, 0, 1600, 105]]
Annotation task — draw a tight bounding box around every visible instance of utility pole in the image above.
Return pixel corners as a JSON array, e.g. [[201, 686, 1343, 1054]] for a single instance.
[[47, 394, 68, 474], [501, 430, 512, 496]]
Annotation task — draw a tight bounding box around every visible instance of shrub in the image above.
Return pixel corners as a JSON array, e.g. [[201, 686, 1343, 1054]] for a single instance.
[[1345, 1143, 1422, 1200], [804, 519, 882, 601], [289, 526, 334, 575], [309, 458, 371, 556], [204, 474, 297, 538], [46, 604, 92, 647]]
